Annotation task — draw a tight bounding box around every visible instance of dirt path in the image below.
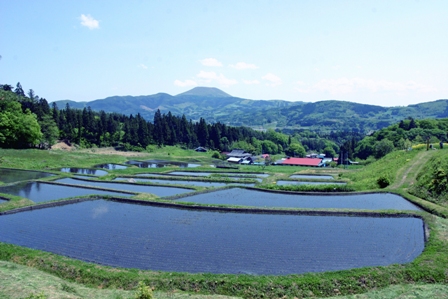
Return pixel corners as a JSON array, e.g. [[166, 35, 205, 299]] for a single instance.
[[390, 150, 434, 190]]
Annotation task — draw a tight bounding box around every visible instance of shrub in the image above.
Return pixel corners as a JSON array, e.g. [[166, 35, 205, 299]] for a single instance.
[[211, 151, 221, 159], [134, 281, 153, 299], [145, 145, 156, 152], [377, 176, 390, 188]]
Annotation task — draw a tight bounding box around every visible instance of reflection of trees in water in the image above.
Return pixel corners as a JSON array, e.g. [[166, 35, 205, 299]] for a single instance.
[[19, 182, 34, 199], [0, 169, 53, 184], [96, 164, 112, 169], [66, 168, 98, 175], [125, 160, 194, 168], [0, 181, 33, 199]]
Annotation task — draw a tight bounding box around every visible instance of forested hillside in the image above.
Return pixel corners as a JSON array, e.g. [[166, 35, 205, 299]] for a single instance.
[[3, 82, 447, 163], [52, 87, 448, 133], [0, 83, 318, 156]]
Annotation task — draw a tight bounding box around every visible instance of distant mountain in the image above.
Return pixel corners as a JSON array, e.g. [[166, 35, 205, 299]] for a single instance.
[[176, 87, 232, 98], [52, 87, 448, 133]]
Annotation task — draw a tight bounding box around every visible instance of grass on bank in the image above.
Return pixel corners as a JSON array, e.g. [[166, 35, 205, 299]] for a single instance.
[[0, 260, 241, 299], [2, 259, 448, 299]]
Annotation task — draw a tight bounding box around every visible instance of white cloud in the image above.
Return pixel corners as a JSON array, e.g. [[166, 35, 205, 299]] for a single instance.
[[197, 71, 217, 81], [199, 58, 223, 67], [92, 205, 108, 219], [243, 80, 260, 85], [80, 14, 99, 30], [138, 64, 148, 69], [174, 79, 198, 87], [230, 62, 258, 70], [262, 73, 282, 86], [196, 71, 237, 86]]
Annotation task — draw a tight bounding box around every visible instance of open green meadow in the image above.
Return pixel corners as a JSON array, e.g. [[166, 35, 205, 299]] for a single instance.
[[0, 145, 447, 299]]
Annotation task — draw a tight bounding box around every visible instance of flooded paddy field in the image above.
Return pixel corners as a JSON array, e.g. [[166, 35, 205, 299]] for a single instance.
[[277, 180, 347, 186], [290, 174, 334, 180], [126, 160, 201, 168], [59, 168, 108, 176], [0, 199, 424, 275], [114, 177, 256, 188], [175, 188, 421, 210], [0, 168, 55, 184], [169, 171, 269, 178], [55, 178, 194, 197], [0, 181, 131, 203], [135, 173, 179, 177]]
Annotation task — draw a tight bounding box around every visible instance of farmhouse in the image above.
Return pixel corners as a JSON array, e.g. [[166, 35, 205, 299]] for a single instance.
[[226, 149, 252, 159], [227, 157, 243, 163], [227, 156, 254, 164]]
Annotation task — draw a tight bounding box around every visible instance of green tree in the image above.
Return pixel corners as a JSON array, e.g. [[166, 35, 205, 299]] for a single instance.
[[261, 139, 279, 154], [374, 139, 395, 159], [322, 146, 336, 158], [197, 117, 209, 147], [38, 114, 59, 148], [285, 143, 306, 157], [354, 136, 375, 160], [0, 90, 42, 148]]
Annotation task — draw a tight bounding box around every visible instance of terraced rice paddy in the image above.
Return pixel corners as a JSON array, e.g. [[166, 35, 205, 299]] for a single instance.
[[0, 181, 131, 203], [0, 199, 424, 275], [0, 168, 55, 184], [54, 178, 194, 197], [174, 188, 421, 210]]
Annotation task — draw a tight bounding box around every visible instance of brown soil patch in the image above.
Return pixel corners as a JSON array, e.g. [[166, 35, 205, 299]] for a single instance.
[[78, 147, 149, 157], [50, 142, 148, 157], [50, 141, 75, 151]]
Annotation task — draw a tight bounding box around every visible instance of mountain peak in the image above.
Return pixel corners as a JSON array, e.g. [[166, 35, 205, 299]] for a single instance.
[[176, 87, 232, 98]]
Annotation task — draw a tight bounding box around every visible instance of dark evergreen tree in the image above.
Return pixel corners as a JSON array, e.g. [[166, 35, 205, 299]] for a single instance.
[[153, 109, 164, 146], [14, 82, 25, 97]]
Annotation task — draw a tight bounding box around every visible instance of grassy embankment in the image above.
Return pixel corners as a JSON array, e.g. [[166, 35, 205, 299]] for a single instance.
[[0, 146, 447, 299]]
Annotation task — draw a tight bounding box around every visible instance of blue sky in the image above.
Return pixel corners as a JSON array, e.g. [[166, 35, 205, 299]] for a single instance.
[[1, 0, 447, 106]]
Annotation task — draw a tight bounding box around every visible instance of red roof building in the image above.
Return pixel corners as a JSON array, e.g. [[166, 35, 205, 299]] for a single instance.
[[280, 157, 322, 167]]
